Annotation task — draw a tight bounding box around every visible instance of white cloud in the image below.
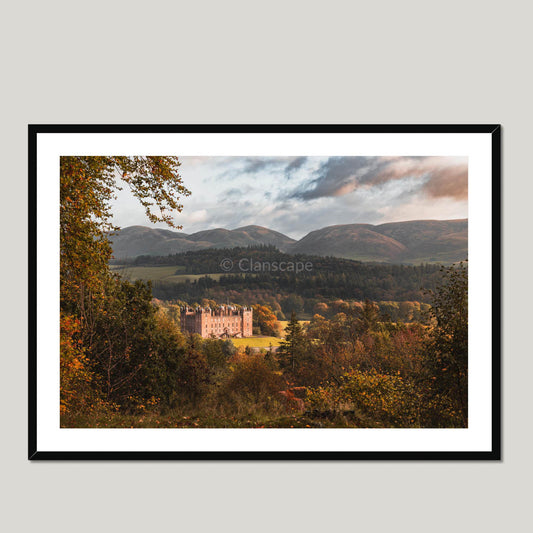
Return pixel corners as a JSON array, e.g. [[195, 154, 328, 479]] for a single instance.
[[186, 209, 208, 223], [109, 156, 468, 238]]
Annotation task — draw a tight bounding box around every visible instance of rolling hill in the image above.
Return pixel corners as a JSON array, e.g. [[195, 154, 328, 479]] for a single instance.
[[109, 224, 296, 258], [288, 219, 467, 263], [288, 224, 408, 262], [110, 219, 467, 264]]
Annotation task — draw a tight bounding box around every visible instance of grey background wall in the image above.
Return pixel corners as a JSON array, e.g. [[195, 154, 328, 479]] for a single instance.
[[1, 1, 529, 531]]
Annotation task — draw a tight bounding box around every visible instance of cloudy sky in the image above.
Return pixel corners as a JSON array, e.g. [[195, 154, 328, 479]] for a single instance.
[[110, 156, 468, 239]]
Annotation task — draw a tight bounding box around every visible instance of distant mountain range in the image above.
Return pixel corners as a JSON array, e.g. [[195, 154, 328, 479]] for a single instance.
[[109, 219, 467, 264], [290, 219, 467, 263], [109, 225, 296, 258]]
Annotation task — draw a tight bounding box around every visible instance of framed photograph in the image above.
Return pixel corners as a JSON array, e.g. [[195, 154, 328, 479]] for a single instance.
[[29, 124, 501, 460]]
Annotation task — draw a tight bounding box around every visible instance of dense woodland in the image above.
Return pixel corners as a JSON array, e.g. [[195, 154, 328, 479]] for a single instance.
[[120, 246, 443, 310], [61, 156, 468, 428], [113, 247, 442, 322]]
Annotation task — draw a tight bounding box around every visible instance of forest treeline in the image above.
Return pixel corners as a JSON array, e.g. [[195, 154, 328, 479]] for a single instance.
[[60, 156, 468, 428], [115, 246, 444, 318]]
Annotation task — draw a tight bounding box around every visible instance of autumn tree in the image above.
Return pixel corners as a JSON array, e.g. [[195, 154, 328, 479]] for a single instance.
[[313, 302, 330, 317], [60, 156, 190, 309], [221, 353, 284, 406], [306, 369, 422, 427], [176, 346, 212, 408], [140, 309, 187, 409], [424, 262, 468, 426], [356, 299, 381, 333], [277, 312, 311, 379], [252, 304, 281, 337], [60, 312, 101, 419], [60, 156, 190, 417], [305, 313, 352, 385], [202, 338, 236, 368]]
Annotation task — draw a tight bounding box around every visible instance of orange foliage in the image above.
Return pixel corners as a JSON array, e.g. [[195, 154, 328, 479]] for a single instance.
[[60, 312, 99, 416]]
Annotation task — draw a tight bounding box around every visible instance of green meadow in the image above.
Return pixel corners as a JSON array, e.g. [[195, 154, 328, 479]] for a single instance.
[[111, 265, 225, 283]]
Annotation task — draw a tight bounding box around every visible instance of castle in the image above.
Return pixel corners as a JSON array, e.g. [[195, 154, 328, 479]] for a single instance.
[[180, 305, 253, 339]]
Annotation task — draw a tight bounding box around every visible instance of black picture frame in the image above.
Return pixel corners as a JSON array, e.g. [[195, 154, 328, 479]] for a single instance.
[[28, 124, 501, 460]]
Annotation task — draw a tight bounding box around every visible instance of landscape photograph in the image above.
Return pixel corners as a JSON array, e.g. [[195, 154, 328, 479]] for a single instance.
[[60, 154, 468, 429]]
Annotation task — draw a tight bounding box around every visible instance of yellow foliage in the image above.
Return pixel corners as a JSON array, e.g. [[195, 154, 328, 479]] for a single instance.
[[60, 312, 108, 418]]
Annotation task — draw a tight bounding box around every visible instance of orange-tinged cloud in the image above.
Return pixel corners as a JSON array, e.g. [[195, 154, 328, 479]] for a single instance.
[[291, 156, 468, 201]]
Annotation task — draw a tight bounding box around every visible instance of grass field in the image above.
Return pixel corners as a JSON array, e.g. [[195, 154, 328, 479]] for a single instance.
[[231, 336, 282, 348], [231, 320, 310, 349], [110, 265, 224, 283], [166, 273, 225, 282]]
